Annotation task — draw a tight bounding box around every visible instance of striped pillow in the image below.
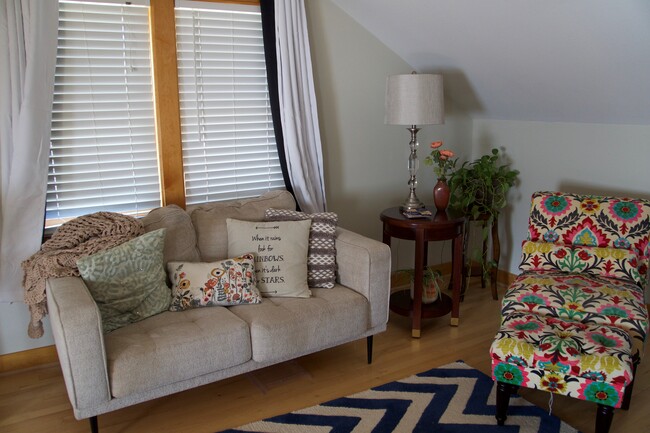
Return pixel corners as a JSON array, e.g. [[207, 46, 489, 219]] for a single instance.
[[264, 208, 338, 288]]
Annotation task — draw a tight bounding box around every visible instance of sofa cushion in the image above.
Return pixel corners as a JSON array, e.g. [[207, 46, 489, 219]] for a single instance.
[[189, 190, 296, 261], [167, 254, 262, 311], [264, 208, 338, 288], [142, 204, 201, 264], [77, 229, 171, 333], [227, 218, 311, 298], [105, 307, 251, 398], [228, 286, 369, 363]]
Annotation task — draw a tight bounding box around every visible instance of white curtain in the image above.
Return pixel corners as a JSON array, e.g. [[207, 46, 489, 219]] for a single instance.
[[0, 0, 58, 302], [275, 0, 327, 213]]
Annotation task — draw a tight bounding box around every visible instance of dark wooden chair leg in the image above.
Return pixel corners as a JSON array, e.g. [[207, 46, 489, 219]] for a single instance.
[[595, 404, 614, 433], [458, 219, 471, 302], [89, 416, 98, 433], [480, 226, 488, 288], [490, 215, 500, 300], [366, 335, 373, 364], [496, 381, 518, 425]]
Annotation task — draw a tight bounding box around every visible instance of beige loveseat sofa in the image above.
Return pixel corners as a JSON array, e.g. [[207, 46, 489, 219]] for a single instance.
[[46, 191, 391, 432]]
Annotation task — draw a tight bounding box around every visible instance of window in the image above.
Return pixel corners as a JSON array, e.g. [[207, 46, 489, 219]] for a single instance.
[[176, 4, 284, 205], [46, 0, 284, 229], [47, 0, 160, 228]]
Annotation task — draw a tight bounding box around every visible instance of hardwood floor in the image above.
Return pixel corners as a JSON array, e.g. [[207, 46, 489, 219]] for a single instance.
[[1, 280, 648, 433]]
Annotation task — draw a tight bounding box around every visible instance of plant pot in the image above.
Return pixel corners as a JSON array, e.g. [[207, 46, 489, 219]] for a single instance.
[[410, 279, 441, 304], [433, 178, 450, 211]]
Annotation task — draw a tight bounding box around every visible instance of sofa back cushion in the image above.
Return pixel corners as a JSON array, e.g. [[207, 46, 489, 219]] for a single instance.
[[189, 190, 296, 261], [142, 204, 201, 264], [522, 191, 650, 285]]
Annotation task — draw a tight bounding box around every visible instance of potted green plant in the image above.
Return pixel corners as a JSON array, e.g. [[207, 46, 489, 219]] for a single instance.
[[447, 148, 519, 279], [448, 148, 518, 219], [395, 267, 442, 304]]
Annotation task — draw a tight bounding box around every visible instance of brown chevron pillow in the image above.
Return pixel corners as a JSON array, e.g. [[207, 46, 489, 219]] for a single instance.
[[264, 208, 338, 288]]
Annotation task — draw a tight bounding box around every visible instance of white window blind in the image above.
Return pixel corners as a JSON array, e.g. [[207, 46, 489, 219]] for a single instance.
[[46, 0, 160, 228], [175, 3, 285, 205]]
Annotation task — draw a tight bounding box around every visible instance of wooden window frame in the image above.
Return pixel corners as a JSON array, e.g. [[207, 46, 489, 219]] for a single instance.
[[149, 0, 262, 209]]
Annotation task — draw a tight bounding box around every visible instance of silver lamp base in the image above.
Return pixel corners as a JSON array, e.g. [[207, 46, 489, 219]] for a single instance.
[[399, 125, 425, 212], [400, 193, 425, 212]]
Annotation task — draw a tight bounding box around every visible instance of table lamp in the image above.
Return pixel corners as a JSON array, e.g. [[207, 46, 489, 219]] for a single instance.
[[385, 72, 444, 211]]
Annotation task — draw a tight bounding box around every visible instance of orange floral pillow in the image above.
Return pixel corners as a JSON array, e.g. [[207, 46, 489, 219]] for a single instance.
[[167, 254, 262, 311]]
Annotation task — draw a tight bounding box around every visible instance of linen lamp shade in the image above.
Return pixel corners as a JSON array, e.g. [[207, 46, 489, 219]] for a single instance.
[[385, 73, 445, 126]]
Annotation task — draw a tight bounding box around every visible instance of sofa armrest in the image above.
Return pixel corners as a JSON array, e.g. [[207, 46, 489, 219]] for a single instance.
[[46, 277, 111, 415], [335, 227, 391, 329]]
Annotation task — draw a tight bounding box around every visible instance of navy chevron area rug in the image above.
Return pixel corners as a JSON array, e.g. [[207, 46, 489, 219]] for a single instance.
[[221, 361, 579, 433]]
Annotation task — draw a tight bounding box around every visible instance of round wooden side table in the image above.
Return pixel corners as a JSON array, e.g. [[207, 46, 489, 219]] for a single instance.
[[380, 207, 466, 338]]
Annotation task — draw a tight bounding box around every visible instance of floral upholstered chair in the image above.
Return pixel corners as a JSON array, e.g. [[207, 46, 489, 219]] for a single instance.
[[490, 191, 650, 433]]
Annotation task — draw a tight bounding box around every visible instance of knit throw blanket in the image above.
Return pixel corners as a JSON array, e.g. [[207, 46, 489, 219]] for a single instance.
[[22, 212, 144, 338]]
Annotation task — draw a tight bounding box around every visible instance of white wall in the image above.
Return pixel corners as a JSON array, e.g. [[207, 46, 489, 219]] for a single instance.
[[0, 302, 53, 354], [305, 0, 473, 273], [473, 118, 650, 276]]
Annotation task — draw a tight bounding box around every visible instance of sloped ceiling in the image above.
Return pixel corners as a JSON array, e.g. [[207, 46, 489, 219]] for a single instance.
[[330, 0, 650, 125]]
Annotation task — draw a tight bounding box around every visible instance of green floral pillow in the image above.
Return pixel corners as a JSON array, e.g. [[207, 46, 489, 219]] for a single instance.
[[167, 254, 262, 311], [77, 229, 171, 333]]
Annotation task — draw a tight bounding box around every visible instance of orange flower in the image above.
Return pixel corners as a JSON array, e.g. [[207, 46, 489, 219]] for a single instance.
[[424, 141, 456, 180]]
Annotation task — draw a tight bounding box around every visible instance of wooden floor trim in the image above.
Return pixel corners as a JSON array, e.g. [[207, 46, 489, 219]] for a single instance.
[[392, 264, 516, 290], [0, 344, 58, 374]]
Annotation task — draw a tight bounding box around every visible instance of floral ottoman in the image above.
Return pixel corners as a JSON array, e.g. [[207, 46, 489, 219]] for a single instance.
[[500, 270, 648, 360], [490, 311, 634, 408]]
